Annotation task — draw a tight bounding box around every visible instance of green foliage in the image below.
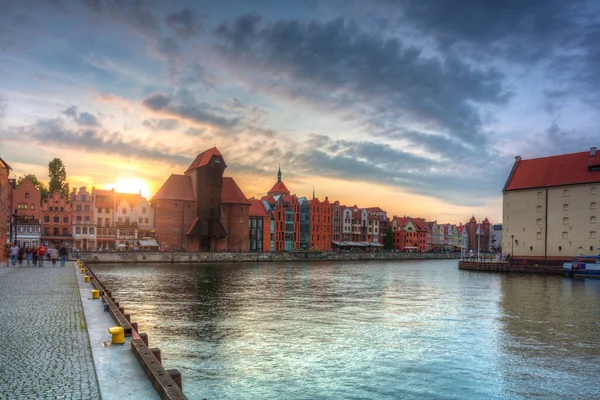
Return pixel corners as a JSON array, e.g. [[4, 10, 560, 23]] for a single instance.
[[48, 158, 69, 198], [384, 227, 394, 250], [16, 174, 49, 199]]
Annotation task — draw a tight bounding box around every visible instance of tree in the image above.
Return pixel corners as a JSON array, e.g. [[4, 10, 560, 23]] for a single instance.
[[17, 174, 49, 199], [384, 227, 394, 250], [48, 158, 69, 199]]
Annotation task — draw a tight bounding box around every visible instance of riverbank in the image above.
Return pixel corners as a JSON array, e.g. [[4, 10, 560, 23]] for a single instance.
[[78, 251, 461, 264]]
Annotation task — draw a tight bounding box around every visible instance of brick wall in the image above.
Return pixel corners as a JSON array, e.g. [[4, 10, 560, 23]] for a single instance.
[[0, 161, 9, 261], [153, 199, 196, 251]]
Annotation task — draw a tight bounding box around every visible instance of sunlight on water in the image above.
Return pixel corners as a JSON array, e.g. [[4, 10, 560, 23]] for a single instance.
[[93, 260, 600, 400]]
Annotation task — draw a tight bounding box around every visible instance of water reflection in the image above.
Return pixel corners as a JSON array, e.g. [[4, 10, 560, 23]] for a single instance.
[[93, 260, 600, 400]]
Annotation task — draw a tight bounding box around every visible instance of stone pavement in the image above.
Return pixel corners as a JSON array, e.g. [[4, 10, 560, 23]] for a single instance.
[[0, 261, 159, 400], [0, 262, 100, 400]]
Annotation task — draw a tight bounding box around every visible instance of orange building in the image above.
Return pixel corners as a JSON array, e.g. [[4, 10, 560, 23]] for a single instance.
[[308, 196, 331, 251], [40, 190, 72, 247], [261, 167, 300, 251], [71, 186, 95, 251], [391, 216, 428, 252], [10, 176, 41, 247]]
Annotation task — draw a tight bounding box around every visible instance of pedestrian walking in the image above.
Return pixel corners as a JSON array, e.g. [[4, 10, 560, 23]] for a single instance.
[[10, 243, 19, 267], [59, 245, 68, 267], [18, 245, 24, 265], [50, 246, 58, 266], [25, 246, 32, 267], [37, 245, 46, 267], [32, 246, 38, 267]]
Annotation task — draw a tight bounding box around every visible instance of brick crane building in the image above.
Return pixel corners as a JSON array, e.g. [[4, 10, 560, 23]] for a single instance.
[[151, 147, 250, 252]]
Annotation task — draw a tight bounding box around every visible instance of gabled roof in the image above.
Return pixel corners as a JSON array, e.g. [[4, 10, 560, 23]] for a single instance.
[[221, 177, 251, 205], [268, 180, 290, 196], [0, 157, 12, 171], [151, 174, 195, 202], [505, 149, 600, 191], [185, 147, 225, 173], [116, 193, 142, 208], [365, 207, 385, 213], [249, 198, 269, 216]]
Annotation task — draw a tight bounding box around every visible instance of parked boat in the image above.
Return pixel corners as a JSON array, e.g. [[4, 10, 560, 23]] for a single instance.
[[563, 254, 600, 278]]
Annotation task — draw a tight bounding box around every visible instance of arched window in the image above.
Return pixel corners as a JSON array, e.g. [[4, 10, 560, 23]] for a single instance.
[[591, 216, 597, 224], [590, 231, 597, 239], [563, 217, 569, 225], [536, 218, 542, 225], [592, 202, 597, 210], [536, 206, 542, 213], [562, 231, 568, 239]]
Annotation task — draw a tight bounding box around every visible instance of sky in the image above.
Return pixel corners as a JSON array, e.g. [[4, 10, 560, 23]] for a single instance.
[[1, 0, 599, 224]]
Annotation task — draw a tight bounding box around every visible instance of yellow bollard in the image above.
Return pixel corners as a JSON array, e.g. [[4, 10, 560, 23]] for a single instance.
[[91, 289, 100, 299], [84, 275, 91, 282], [81, 268, 86, 274], [108, 326, 124, 344]]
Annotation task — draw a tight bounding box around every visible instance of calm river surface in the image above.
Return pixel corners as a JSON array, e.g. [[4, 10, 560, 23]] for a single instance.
[[92, 259, 600, 400]]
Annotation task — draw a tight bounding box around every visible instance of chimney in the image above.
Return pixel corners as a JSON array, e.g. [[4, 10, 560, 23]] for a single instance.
[[591, 147, 597, 157], [515, 155, 522, 161]]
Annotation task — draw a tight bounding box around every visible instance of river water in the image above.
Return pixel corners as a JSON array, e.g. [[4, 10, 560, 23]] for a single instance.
[[91, 259, 600, 400]]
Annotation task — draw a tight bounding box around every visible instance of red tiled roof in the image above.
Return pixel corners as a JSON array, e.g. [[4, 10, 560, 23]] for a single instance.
[[185, 147, 225, 173], [365, 207, 384, 213], [249, 198, 269, 216], [469, 216, 477, 223], [268, 181, 290, 195], [505, 150, 600, 191], [221, 177, 251, 205], [151, 174, 195, 201]]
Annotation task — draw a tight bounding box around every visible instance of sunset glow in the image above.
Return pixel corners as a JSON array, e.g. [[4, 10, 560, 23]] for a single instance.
[[107, 178, 151, 199]]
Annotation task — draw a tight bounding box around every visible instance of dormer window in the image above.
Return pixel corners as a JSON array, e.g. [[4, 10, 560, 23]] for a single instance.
[[25, 192, 30, 198]]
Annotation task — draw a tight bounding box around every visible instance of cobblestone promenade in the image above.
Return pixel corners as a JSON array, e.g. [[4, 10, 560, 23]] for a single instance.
[[0, 263, 100, 399]]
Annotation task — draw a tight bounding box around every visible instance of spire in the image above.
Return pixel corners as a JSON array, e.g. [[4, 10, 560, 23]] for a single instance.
[[277, 164, 281, 183], [312, 185, 315, 200]]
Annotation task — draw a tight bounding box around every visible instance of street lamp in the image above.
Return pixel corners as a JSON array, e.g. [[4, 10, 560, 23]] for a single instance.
[[511, 234, 514, 259], [13, 209, 18, 246]]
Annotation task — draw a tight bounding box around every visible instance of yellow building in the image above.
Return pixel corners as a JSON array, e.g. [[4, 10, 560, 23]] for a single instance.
[[502, 148, 600, 260]]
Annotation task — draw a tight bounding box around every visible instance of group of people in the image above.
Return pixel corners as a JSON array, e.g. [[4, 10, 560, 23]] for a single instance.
[[5, 243, 68, 268]]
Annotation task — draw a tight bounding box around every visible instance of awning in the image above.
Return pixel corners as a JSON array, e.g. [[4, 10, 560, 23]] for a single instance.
[[138, 239, 159, 247], [364, 242, 384, 247]]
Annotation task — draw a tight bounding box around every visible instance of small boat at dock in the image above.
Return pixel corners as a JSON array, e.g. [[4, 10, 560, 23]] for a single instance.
[[562, 254, 600, 278]]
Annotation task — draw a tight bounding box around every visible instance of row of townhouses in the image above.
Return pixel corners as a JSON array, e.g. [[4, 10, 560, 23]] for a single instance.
[[1, 149, 500, 257]]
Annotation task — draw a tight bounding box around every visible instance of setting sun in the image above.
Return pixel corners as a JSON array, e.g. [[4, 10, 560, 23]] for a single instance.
[[109, 177, 151, 199]]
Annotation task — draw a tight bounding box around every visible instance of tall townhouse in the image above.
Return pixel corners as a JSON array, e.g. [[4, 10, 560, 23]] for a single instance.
[[309, 196, 331, 251], [0, 157, 12, 257], [331, 201, 343, 243], [366, 207, 388, 244], [261, 167, 300, 252], [92, 188, 116, 250], [114, 193, 142, 250], [299, 197, 310, 250], [71, 187, 95, 251], [11, 176, 41, 248], [249, 198, 270, 252], [503, 148, 600, 259], [341, 206, 352, 241], [40, 190, 72, 248]]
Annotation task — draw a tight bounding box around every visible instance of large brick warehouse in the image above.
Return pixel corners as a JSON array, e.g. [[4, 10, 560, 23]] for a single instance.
[[151, 147, 251, 252]]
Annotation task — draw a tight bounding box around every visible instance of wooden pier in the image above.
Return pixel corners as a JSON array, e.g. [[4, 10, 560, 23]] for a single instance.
[[458, 260, 564, 274]]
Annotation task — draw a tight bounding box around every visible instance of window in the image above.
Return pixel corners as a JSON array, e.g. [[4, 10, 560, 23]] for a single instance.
[[53, 216, 59, 223], [81, 195, 86, 201], [63, 217, 68, 223], [536, 218, 542, 225], [44, 227, 49, 236], [563, 217, 569, 225], [97, 218, 102, 226], [564, 189, 569, 197], [76, 227, 81, 234], [82, 227, 88, 234], [590, 231, 597, 239], [17, 203, 28, 210], [97, 207, 102, 214], [60, 207, 64, 212], [536, 232, 542, 239], [537, 191, 542, 199], [530, 246, 533, 251], [44, 215, 49, 223], [536, 206, 542, 213], [592, 187, 598, 195], [592, 216, 597, 224], [139, 218, 143, 223], [562, 231, 568, 239], [563, 204, 569, 211], [53, 227, 59, 236], [105, 218, 110, 226], [76, 216, 82, 222], [25, 192, 30, 198], [142, 207, 146, 214], [30, 204, 35, 210], [89, 227, 95, 235], [85, 205, 90, 212], [84, 216, 90, 222], [105, 208, 110, 213], [76, 205, 82, 211], [144, 218, 149, 224], [63, 228, 68, 235], [592, 202, 597, 210]]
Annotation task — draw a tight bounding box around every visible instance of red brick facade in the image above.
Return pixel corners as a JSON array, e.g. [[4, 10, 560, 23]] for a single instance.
[[309, 197, 331, 251], [11, 176, 42, 247], [0, 157, 11, 261], [153, 199, 197, 251], [40, 190, 73, 247]]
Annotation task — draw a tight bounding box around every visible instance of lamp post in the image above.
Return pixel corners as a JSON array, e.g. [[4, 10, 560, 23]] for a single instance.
[[13, 209, 18, 246], [511, 234, 514, 259]]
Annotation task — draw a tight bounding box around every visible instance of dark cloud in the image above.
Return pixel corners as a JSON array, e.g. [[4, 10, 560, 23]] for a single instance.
[[141, 91, 241, 129], [83, 0, 160, 38], [165, 7, 202, 40], [5, 117, 190, 166], [142, 118, 181, 131], [214, 15, 508, 147], [62, 106, 100, 127], [230, 97, 244, 109], [525, 122, 599, 157]]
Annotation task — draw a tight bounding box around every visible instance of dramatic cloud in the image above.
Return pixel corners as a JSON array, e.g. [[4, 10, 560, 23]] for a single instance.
[[62, 106, 100, 127], [142, 91, 241, 130], [165, 7, 203, 40]]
